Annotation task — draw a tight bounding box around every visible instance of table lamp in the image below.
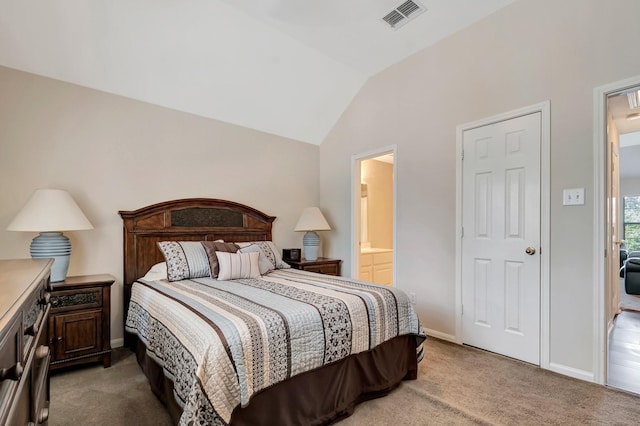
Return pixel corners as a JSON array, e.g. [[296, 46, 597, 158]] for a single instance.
[[294, 207, 331, 261], [7, 189, 93, 282]]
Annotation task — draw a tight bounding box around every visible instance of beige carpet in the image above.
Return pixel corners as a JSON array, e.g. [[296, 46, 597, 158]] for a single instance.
[[50, 349, 172, 426], [51, 339, 640, 425], [341, 339, 640, 425], [620, 277, 640, 311]]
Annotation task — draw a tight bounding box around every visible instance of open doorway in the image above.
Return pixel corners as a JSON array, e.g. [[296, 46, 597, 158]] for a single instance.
[[351, 146, 396, 286], [604, 85, 640, 394]]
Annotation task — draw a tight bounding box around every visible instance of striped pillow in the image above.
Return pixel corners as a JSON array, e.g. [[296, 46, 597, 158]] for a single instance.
[[157, 241, 211, 282], [201, 241, 239, 278], [216, 251, 260, 280]]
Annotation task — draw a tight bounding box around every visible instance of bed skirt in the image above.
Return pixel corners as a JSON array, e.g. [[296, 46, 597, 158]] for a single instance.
[[133, 334, 420, 425]]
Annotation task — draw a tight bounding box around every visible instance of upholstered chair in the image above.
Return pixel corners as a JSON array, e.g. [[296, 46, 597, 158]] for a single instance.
[[625, 257, 640, 295], [628, 251, 640, 259], [621, 249, 628, 268]]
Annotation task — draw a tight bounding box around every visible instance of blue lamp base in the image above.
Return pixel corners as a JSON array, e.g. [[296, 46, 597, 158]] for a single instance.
[[303, 231, 320, 261], [30, 232, 71, 282]]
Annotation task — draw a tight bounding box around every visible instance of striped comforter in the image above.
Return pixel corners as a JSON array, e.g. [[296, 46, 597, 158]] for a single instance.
[[125, 268, 425, 425]]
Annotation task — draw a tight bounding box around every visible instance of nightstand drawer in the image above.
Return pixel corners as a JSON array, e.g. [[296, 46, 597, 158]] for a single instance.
[[304, 264, 339, 275], [287, 258, 341, 276], [50, 289, 102, 312]]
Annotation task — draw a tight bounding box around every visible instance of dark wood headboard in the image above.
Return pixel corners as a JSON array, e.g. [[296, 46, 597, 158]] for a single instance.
[[118, 198, 275, 336]]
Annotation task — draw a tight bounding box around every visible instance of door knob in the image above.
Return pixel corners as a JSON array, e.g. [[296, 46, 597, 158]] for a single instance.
[[525, 247, 536, 255]]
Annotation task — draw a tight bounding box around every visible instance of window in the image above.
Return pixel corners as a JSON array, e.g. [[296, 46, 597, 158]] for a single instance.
[[623, 196, 640, 252]]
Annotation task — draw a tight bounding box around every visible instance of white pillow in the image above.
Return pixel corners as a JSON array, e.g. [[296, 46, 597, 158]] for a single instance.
[[141, 262, 168, 281], [216, 251, 261, 280]]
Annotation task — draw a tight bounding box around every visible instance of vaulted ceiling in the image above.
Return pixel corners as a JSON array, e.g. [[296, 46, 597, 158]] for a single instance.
[[0, 0, 517, 144]]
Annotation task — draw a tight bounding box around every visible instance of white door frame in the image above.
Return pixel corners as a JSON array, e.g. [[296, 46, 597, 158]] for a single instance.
[[455, 101, 551, 369], [351, 145, 398, 282], [593, 75, 640, 385]]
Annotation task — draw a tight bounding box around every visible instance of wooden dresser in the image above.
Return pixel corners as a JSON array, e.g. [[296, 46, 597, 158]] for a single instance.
[[0, 258, 53, 426]]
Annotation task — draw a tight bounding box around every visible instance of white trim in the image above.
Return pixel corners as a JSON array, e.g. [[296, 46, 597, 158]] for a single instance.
[[455, 101, 551, 368], [350, 155, 361, 278], [539, 101, 551, 370], [423, 328, 457, 343], [593, 75, 640, 385], [454, 127, 464, 344], [351, 145, 398, 285], [111, 337, 124, 348], [548, 363, 595, 383]]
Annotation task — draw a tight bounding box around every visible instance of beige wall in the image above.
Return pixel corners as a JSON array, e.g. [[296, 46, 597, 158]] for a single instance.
[[320, 0, 640, 379], [361, 159, 393, 249], [0, 66, 320, 345]]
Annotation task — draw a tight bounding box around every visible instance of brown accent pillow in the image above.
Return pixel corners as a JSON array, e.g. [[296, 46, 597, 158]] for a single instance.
[[202, 241, 239, 278]]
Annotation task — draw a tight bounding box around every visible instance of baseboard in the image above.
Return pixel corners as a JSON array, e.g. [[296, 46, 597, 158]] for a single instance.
[[111, 337, 124, 348], [548, 362, 595, 383], [423, 327, 458, 343], [424, 327, 596, 383]]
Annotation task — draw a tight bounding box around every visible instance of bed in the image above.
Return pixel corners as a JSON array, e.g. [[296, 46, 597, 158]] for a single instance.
[[119, 198, 425, 425]]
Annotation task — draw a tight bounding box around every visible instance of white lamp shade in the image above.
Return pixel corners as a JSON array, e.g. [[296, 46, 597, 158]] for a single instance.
[[7, 189, 93, 232], [294, 207, 331, 232]]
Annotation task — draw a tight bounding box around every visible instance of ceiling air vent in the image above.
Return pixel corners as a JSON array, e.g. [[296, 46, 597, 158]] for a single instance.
[[382, 0, 426, 30]]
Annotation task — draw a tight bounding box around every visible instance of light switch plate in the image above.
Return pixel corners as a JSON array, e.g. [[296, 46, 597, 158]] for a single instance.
[[563, 188, 585, 205]]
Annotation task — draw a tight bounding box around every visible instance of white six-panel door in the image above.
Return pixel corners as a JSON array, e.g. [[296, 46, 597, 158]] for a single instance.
[[461, 112, 541, 364]]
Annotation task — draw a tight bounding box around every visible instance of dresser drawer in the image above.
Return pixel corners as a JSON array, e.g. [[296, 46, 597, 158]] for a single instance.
[[0, 314, 23, 403], [23, 285, 49, 359], [31, 304, 50, 425]]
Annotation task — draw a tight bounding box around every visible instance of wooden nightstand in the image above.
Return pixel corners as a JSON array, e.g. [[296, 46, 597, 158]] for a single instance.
[[48, 274, 115, 370], [286, 258, 341, 276]]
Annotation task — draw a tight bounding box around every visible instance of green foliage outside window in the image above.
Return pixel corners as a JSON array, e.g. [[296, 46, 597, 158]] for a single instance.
[[624, 196, 640, 252]]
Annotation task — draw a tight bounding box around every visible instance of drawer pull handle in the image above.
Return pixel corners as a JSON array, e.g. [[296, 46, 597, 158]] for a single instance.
[[0, 362, 23, 381], [36, 345, 50, 360], [40, 292, 51, 305], [38, 407, 49, 423], [24, 321, 39, 336]]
